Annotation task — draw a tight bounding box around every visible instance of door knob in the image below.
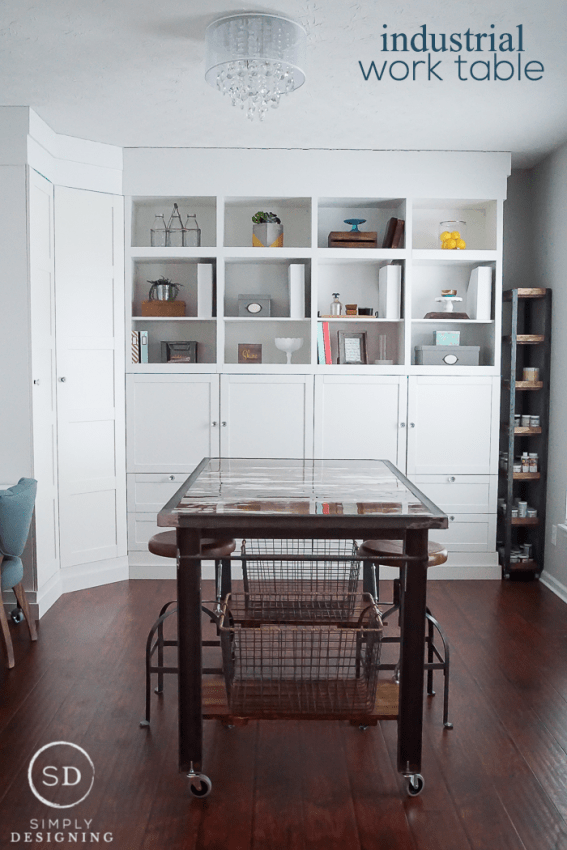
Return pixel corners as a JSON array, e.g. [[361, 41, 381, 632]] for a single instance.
[[211, 421, 217, 426], [221, 421, 227, 427], [400, 422, 406, 428], [59, 377, 66, 382]]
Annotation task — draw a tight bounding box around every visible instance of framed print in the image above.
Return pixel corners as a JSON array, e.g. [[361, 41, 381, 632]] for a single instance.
[[238, 343, 262, 364], [338, 331, 368, 365]]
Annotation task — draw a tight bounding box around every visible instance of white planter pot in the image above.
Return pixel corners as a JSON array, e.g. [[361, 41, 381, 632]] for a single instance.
[[252, 223, 284, 248]]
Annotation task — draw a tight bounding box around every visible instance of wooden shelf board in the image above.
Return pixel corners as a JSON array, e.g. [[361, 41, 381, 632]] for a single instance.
[[514, 426, 542, 435], [504, 559, 539, 572], [503, 288, 547, 300], [511, 517, 539, 526], [502, 334, 545, 344], [201, 676, 399, 721], [502, 380, 543, 390], [513, 472, 541, 480]]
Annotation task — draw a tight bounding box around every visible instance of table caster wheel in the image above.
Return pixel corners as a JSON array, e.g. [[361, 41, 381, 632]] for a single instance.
[[188, 771, 212, 798], [406, 774, 425, 796], [10, 607, 24, 625]]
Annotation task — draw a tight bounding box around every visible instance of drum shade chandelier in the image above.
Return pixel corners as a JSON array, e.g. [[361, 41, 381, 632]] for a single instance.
[[205, 13, 306, 120]]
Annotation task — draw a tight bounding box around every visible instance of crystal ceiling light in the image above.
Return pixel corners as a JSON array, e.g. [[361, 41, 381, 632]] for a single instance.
[[205, 13, 306, 121]]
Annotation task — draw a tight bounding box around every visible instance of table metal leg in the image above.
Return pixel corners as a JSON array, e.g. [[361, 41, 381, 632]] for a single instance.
[[397, 528, 428, 778], [177, 527, 203, 773]]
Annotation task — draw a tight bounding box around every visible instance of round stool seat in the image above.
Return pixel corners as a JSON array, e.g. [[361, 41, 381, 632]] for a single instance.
[[357, 539, 448, 568], [148, 530, 236, 560]]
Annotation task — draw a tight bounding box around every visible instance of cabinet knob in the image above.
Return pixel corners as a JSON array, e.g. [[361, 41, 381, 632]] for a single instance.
[[410, 422, 415, 428], [33, 379, 40, 385], [400, 422, 406, 428], [59, 377, 66, 383], [169, 475, 175, 481], [221, 421, 227, 427], [449, 476, 456, 483], [449, 515, 455, 522], [211, 421, 217, 427]]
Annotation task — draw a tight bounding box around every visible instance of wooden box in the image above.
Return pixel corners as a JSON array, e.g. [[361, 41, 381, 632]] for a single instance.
[[328, 231, 378, 249], [141, 300, 186, 317]]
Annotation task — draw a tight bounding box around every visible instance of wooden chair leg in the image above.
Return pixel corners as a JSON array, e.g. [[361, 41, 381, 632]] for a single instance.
[[12, 582, 38, 641], [0, 598, 15, 668]]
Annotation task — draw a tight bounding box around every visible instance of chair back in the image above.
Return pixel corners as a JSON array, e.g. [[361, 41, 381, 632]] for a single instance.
[[0, 478, 37, 557]]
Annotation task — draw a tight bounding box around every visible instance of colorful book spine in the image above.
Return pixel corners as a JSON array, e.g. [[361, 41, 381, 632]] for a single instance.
[[139, 330, 149, 364], [322, 322, 332, 364], [131, 330, 140, 363], [317, 322, 325, 364]]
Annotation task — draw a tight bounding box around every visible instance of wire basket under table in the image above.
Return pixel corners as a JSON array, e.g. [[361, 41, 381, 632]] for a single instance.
[[240, 538, 361, 622], [219, 592, 383, 717]]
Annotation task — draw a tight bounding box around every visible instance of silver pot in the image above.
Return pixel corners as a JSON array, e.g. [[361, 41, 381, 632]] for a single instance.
[[149, 282, 182, 301]]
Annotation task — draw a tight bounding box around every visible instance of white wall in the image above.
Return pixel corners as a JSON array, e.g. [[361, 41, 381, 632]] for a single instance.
[[518, 144, 567, 599]]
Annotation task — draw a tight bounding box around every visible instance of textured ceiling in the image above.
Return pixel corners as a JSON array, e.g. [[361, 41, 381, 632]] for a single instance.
[[0, 0, 565, 166]]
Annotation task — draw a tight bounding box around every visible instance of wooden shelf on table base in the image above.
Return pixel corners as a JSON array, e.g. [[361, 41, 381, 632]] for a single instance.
[[202, 677, 399, 725]]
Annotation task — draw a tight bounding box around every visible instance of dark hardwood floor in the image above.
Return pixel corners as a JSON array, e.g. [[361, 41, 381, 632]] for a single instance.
[[1, 577, 567, 849]]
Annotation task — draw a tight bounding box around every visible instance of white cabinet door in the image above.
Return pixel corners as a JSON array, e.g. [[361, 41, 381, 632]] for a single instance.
[[220, 375, 314, 458], [407, 377, 499, 475], [55, 187, 127, 568], [127, 374, 220, 472], [314, 375, 407, 469], [29, 169, 60, 587]]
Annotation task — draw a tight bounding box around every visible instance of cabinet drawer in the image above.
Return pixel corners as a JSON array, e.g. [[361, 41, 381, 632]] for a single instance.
[[412, 475, 497, 515], [127, 473, 186, 513], [432, 514, 496, 552], [128, 512, 164, 553]]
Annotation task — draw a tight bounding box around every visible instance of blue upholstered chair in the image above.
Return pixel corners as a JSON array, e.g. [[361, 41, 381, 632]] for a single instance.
[[0, 478, 38, 668]]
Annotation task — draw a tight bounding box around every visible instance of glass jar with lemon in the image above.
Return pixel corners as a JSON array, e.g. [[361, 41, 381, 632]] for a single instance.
[[439, 220, 466, 250]]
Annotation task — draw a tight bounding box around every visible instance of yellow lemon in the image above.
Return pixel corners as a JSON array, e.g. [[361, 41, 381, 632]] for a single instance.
[[456, 238, 466, 249], [440, 231, 451, 242], [441, 240, 449, 249], [450, 230, 461, 240], [446, 238, 457, 249]]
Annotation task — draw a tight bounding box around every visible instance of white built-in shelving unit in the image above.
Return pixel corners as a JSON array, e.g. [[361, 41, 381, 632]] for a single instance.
[[126, 195, 501, 375]]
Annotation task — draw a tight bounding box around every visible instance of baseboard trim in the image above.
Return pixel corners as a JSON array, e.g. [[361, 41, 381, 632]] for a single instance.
[[539, 572, 567, 605], [60, 556, 130, 595]]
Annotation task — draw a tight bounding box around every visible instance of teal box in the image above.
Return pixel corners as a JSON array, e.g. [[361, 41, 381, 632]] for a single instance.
[[434, 330, 460, 346]]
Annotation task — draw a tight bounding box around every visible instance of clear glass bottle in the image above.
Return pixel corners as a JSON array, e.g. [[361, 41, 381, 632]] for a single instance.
[[166, 203, 184, 248], [150, 214, 167, 247], [330, 292, 343, 316], [183, 214, 201, 248]]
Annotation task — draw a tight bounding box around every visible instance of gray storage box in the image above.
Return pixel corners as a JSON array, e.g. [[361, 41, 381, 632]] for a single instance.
[[415, 345, 480, 366]]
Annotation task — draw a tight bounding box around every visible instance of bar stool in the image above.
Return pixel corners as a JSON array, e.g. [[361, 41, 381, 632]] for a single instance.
[[357, 538, 452, 729], [141, 532, 236, 727]]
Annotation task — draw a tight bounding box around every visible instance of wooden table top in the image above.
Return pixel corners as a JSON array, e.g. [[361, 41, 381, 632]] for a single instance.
[[158, 458, 448, 533]]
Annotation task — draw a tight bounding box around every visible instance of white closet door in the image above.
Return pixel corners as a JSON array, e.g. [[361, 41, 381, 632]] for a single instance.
[[29, 169, 60, 587], [220, 375, 314, 459], [54, 187, 126, 568], [314, 375, 407, 469]]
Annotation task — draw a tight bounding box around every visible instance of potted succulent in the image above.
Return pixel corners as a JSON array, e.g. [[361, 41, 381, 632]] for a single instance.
[[252, 211, 283, 248], [147, 276, 184, 301]]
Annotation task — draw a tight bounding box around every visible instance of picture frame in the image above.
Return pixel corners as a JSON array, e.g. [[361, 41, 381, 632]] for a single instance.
[[337, 331, 367, 365], [238, 343, 262, 364]]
